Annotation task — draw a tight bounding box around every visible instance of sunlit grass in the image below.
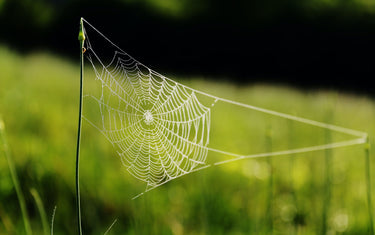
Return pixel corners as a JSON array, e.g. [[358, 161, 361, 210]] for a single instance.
[[0, 45, 374, 234]]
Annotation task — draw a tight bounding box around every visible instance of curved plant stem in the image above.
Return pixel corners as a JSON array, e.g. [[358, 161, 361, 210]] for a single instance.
[[76, 17, 85, 235], [51, 206, 57, 235], [30, 188, 49, 235]]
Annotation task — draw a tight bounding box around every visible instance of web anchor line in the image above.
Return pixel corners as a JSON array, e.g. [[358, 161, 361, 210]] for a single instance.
[[81, 18, 368, 199]]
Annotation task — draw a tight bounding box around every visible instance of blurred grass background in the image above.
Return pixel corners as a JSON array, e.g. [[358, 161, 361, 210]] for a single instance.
[[1, 0, 375, 234], [1, 45, 375, 234]]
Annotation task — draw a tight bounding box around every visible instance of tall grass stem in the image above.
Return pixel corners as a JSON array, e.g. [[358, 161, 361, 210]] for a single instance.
[[322, 130, 332, 234], [365, 136, 374, 235], [288, 120, 297, 234], [322, 108, 333, 234], [76, 17, 85, 235], [0, 118, 33, 235], [265, 126, 273, 234]]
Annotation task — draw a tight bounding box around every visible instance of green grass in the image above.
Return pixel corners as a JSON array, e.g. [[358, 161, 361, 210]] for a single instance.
[[0, 45, 375, 234], [0, 117, 32, 235]]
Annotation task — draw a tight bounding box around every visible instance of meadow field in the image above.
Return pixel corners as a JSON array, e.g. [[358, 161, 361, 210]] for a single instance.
[[1, 45, 375, 234]]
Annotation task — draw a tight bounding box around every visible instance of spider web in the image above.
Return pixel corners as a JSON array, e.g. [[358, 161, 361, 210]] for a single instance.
[[81, 19, 367, 198], [85, 50, 210, 190]]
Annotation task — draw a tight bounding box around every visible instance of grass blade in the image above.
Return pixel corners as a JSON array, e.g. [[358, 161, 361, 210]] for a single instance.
[[0, 118, 32, 235], [30, 188, 49, 235], [265, 126, 274, 234], [0, 203, 16, 234], [365, 137, 374, 235], [321, 129, 332, 235], [103, 218, 118, 235], [51, 206, 57, 235]]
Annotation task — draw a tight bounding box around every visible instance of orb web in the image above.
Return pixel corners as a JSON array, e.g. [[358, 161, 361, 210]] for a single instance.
[[81, 18, 367, 198], [84, 50, 210, 189]]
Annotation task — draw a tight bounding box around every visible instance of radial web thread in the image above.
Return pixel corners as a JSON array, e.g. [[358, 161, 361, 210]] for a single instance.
[[81, 18, 367, 198]]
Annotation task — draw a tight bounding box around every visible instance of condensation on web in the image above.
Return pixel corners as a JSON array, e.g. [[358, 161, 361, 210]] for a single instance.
[[80, 19, 367, 197], [83, 40, 212, 191]]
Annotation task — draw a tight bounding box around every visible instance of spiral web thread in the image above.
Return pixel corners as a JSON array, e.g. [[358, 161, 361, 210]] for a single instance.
[[86, 50, 211, 190], [81, 19, 367, 198]]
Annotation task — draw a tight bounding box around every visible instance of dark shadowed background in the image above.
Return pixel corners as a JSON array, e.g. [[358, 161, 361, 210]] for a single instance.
[[1, 1, 375, 234], [1, 0, 375, 92]]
